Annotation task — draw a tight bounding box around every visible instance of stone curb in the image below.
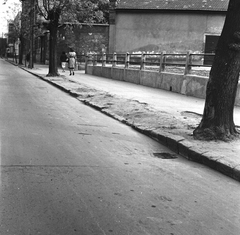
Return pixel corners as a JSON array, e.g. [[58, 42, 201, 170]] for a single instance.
[[18, 65, 240, 182], [131, 127, 240, 182]]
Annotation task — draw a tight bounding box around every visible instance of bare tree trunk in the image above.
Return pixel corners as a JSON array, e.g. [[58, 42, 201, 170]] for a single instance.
[[47, 23, 59, 76], [193, 0, 240, 141], [47, 9, 60, 77], [19, 35, 24, 65]]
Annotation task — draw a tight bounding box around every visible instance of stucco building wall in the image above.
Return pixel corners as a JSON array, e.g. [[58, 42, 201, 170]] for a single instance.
[[113, 11, 225, 53]]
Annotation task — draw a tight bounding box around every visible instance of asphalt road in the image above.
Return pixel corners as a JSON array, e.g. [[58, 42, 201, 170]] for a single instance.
[[0, 59, 240, 235]]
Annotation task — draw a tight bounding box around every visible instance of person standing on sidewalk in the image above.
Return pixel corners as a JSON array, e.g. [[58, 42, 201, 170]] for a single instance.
[[60, 51, 68, 72], [68, 48, 76, 76]]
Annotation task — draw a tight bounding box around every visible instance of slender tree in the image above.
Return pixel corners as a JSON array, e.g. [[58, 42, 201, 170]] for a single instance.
[[193, 0, 240, 141], [37, 0, 67, 76], [19, 0, 31, 65], [36, 0, 109, 76]]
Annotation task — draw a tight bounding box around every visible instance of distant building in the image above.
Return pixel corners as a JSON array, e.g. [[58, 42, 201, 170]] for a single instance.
[[7, 23, 15, 56], [109, 0, 229, 56], [7, 11, 21, 59]]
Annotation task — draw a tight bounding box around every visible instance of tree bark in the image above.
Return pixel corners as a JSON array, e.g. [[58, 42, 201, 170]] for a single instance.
[[193, 0, 240, 141], [47, 9, 61, 77], [18, 35, 24, 65]]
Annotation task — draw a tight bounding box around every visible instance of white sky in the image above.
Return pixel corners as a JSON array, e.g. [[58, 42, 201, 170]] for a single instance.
[[0, 0, 21, 36]]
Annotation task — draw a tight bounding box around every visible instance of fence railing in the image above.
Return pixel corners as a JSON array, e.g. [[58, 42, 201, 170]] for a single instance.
[[85, 52, 215, 75]]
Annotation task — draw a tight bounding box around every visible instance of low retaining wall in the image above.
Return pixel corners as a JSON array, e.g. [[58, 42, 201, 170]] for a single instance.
[[86, 65, 240, 105]]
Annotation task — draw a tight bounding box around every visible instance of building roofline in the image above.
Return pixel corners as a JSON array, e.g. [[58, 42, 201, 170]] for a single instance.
[[116, 0, 229, 12], [115, 8, 227, 14]]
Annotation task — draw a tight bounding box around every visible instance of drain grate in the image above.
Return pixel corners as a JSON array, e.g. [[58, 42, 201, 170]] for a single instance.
[[153, 152, 177, 159]]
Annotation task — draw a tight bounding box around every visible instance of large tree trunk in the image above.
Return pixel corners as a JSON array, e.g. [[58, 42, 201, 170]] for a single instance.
[[193, 0, 240, 141], [47, 9, 61, 77]]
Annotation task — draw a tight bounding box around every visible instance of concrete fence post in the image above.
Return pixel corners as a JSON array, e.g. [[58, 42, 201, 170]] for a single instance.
[[159, 52, 165, 72], [102, 53, 106, 67], [125, 52, 130, 68], [84, 55, 88, 71], [140, 53, 146, 70], [85, 53, 91, 71], [113, 52, 117, 67], [184, 51, 192, 75], [92, 53, 95, 65], [93, 53, 97, 66], [89, 53, 93, 64]]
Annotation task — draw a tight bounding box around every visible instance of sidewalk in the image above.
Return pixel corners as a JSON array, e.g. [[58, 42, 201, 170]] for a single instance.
[[14, 62, 240, 182]]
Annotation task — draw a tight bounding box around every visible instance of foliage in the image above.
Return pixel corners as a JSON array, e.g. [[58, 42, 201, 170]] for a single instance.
[[73, 0, 110, 24], [33, 0, 110, 76], [2, 1, 21, 18], [1, 0, 21, 39], [37, 0, 110, 24]]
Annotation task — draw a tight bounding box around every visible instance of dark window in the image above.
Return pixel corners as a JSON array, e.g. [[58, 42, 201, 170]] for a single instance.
[[204, 35, 219, 65]]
